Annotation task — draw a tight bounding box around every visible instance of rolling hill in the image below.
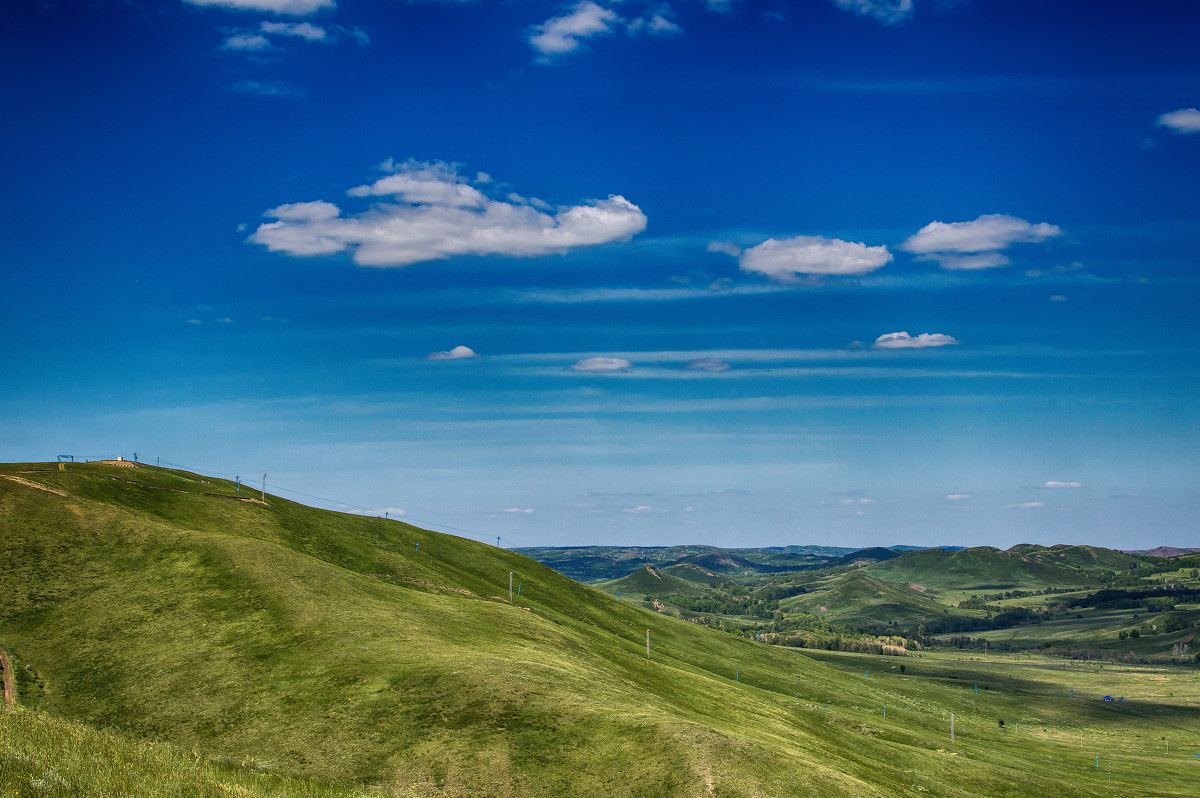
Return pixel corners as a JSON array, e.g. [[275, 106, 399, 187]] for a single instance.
[[863, 546, 1102, 593], [2, 461, 1198, 798]]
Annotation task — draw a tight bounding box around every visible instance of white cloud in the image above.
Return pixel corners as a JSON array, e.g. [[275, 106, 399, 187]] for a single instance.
[[250, 159, 646, 266], [738, 236, 892, 281], [902, 214, 1061, 270], [927, 253, 1010, 271], [833, 0, 914, 25], [903, 214, 1060, 255], [1006, 501, 1045, 510], [426, 345, 479, 361], [530, 2, 621, 57], [872, 331, 959, 349], [1050, 295, 1068, 302], [706, 240, 742, 257], [703, 0, 737, 12], [837, 498, 875, 506], [260, 21, 327, 40], [221, 33, 271, 51], [348, 162, 489, 207], [946, 493, 971, 500], [503, 507, 534, 514], [1044, 481, 1083, 489], [628, 5, 682, 37], [684, 357, 730, 372], [230, 79, 306, 97], [1156, 108, 1200, 134], [570, 356, 633, 372], [184, 0, 334, 15]]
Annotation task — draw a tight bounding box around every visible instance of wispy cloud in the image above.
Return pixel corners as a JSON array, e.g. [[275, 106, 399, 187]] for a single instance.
[[220, 33, 271, 51], [1156, 108, 1200, 134], [1006, 501, 1045, 510], [512, 283, 785, 304], [529, 2, 682, 61], [901, 214, 1061, 270], [833, 0, 914, 26], [250, 159, 646, 266], [230, 79, 307, 97], [260, 21, 327, 41], [185, 0, 333, 15], [684, 357, 730, 372], [946, 493, 971, 500], [530, 2, 622, 58], [221, 21, 367, 55], [570, 356, 633, 372], [1044, 481, 1083, 488], [628, 5, 683, 37]]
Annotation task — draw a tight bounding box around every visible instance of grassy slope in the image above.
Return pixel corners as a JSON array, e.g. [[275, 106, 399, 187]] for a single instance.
[[2, 462, 1198, 798], [785, 572, 951, 629], [597, 566, 712, 598], [0, 707, 369, 798], [661, 562, 727, 585], [1010, 544, 1150, 573], [864, 547, 1095, 595]]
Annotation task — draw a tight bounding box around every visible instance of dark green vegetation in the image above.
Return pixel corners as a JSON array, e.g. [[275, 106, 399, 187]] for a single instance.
[[512, 544, 848, 582], [3, 462, 1199, 797], [592, 539, 1200, 664]]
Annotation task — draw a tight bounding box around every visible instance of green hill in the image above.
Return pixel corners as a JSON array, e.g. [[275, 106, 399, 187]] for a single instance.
[[3, 461, 1198, 798], [1014, 544, 1150, 573], [864, 546, 1097, 593], [786, 572, 951, 630], [661, 562, 727, 585], [597, 565, 712, 598]]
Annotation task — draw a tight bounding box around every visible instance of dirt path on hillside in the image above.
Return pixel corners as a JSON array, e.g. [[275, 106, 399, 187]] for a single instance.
[[1, 471, 267, 506], [0, 475, 70, 497], [0, 648, 15, 708]]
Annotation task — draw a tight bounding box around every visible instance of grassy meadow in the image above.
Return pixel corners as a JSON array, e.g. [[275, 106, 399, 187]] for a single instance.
[[2, 461, 1199, 797]]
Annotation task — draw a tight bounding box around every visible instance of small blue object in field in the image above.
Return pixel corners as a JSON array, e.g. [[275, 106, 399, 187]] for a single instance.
[[1103, 695, 1114, 701]]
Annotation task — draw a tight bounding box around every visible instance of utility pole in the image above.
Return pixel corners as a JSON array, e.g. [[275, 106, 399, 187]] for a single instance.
[[951, 713, 955, 743], [261, 474, 266, 501], [509, 572, 513, 603], [646, 629, 651, 660]]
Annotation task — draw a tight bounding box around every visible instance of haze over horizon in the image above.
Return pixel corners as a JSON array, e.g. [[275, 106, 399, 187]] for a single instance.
[[3, 1, 1197, 551]]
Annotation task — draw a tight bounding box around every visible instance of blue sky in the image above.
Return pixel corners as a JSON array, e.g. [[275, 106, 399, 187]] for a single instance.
[[3, 0, 1198, 550]]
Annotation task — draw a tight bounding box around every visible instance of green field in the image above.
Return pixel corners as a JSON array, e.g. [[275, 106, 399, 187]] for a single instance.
[[3, 461, 1199, 797]]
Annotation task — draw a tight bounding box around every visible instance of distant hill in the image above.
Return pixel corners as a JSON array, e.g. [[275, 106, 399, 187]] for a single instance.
[[517, 544, 962, 583], [785, 571, 949, 631], [661, 562, 726, 585], [673, 551, 794, 576], [597, 565, 711, 597], [838, 547, 901, 566], [1011, 544, 1151, 572], [1122, 546, 1200, 558], [864, 546, 1098, 592]]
